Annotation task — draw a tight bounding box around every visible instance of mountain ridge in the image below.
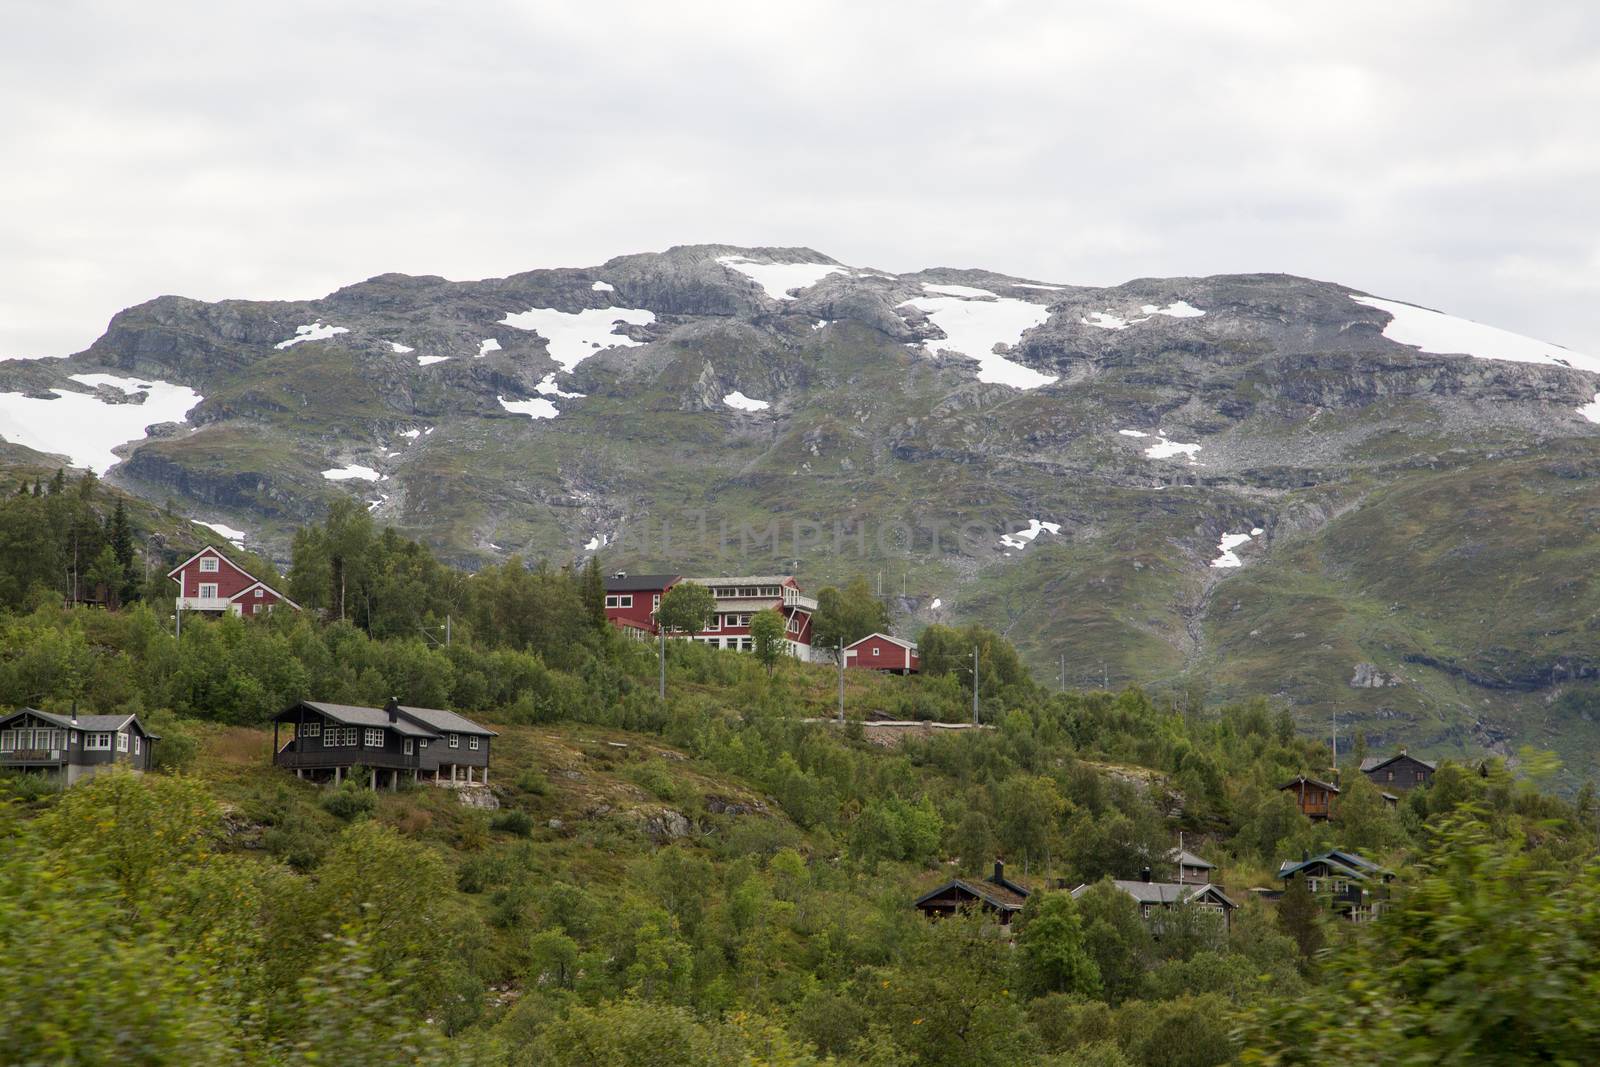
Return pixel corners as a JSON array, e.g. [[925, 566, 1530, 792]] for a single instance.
[[2, 244, 1598, 776]]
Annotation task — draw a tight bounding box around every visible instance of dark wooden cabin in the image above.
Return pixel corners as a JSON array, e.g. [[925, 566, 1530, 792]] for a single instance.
[[1279, 775, 1339, 820], [913, 861, 1030, 925], [1360, 750, 1436, 792]]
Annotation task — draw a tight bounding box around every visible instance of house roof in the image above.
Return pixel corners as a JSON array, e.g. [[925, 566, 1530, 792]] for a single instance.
[[231, 580, 301, 610], [687, 575, 797, 588], [1360, 752, 1436, 774], [1276, 849, 1391, 882], [846, 632, 918, 653], [1073, 879, 1237, 909], [914, 876, 1029, 912], [167, 545, 255, 583], [277, 701, 440, 737], [1, 708, 158, 738], [395, 704, 498, 737], [1167, 847, 1215, 870], [1279, 774, 1341, 794], [604, 573, 680, 592]]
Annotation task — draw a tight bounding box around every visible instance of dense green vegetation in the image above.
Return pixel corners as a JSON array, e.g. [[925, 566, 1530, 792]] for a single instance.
[[3, 492, 1600, 1064]]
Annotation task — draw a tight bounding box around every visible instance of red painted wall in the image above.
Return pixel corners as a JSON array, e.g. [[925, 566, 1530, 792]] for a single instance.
[[604, 579, 678, 633], [172, 548, 257, 600], [846, 636, 918, 672]]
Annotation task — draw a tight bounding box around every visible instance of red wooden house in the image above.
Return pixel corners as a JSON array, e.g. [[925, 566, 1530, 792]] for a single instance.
[[168, 546, 299, 618], [844, 632, 920, 674], [602, 573, 681, 638]]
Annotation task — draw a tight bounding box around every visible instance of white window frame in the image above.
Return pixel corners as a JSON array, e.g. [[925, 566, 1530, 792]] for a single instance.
[[605, 595, 619, 608], [133, 735, 140, 755], [403, 739, 414, 755], [652, 594, 661, 610], [199, 556, 219, 573], [364, 728, 384, 748], [419, 739, 429, 749], [0, 730, 12, 752], [198, 582, 218, 599], [871, 646, 880, 656], [617, 594, 632, 608], [303, 721, 321, 738], [69, 730, 78, 746], [117, 732, 129, 753], [449, 733, 459, 749], [86, 732, 112, 751], [704, 615, 721, 631], [255, 587, 264, 598], [469, 736, 479, 751]]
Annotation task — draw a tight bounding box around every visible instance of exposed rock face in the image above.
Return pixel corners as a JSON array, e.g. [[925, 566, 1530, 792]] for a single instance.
[[455, 786, 499, 811], [6, 243, 1600, 767]]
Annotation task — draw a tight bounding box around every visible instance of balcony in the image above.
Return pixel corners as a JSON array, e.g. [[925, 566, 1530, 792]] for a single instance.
[[274, 741, 420, 771], [0, 749, 65, 766], [177, 596, 233, 612]]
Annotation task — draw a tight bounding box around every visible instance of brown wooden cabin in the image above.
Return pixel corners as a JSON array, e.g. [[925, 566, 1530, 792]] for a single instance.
[[913, 861, 1030, 925], [1360, 750, 1436, 792], [1280, 775, 1339, 820]]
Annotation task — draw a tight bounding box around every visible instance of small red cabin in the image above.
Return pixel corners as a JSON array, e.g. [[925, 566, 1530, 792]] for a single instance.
[[167, 546, 299, 618], [845, 632, 920, 675]]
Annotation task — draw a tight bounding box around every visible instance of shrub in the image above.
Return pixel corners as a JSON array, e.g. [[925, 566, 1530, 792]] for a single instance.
[[319, 782, 377, 821], [490, 810, 534, 837]]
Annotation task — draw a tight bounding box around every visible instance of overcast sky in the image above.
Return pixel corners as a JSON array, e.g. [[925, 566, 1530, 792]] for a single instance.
[[4, 0, 1599, 359]]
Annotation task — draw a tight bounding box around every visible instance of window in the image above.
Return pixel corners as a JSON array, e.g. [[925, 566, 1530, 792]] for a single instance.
[[1386, 770, 1394, 781], [419, 739, 429, 749], [134, 735, 140, 755], [788, 613, 801, 633], [303, 721, 321, 738], [704, 615, 720, 631], [618, 595, 632, 608], [1415, 770, 1425, 783], [605, 595, 618, 608], [199, 556, 219, 573], [117, 732, 129, 753], [0, 731, 12, 752], [449, 733, 459, 749], [403, 739, 414, 755], [86, 732, 113, 751], [871, 646, 880, 656], [255, 587, 264, 598], [469, 736, 479, 751], [198, 583, 218, 599], [69, 730, 78, 746], [364, 728, 384, 748], [652, 594, 661, 610]]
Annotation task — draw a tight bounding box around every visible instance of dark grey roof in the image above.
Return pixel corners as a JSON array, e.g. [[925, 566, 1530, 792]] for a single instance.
[[1073, 879, 1236, 909], [395, 704, 498, 737], [1277, 849, 1390, 882], [1279, 774, 1341, 794], [1360, 752, 1436, 774], [604, 573, 680, 592], [1168, 847, 1215, 870], [3, 708, 144, 733], [283, 701, 439, 737]]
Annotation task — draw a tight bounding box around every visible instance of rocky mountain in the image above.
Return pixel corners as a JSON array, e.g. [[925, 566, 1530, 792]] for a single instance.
[[5, 244, 1600, 774]]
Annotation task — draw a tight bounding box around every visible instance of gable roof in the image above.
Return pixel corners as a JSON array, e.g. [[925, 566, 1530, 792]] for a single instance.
[[846, 632, 918, 653], [1276, 849, 1391, 882], [230, 580, 301, 610], [167, 545, 257, 584], [394, 704, 498, 737], [1279, 774, 1341, 794], [0, 708, 158, 738], [1073, 879, 1237, 909], [1167, 847, 1215, 870], [1360, 752, 1436, 774], [914, 876, 1029, 912], [604, 573, 680, 592], [687, 575, 798, 588], [277, 701, 440, 737]]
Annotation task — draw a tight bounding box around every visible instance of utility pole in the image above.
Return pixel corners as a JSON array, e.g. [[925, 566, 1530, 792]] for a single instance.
[[175, 604, 181, 642], [658, 626, 666, 702], [1059, 652, 1065, 691], [972, 646, 980, 725], [1331, 707, 1338, 773], [445, 614, 451, 648], [837, 638, 845, 723]]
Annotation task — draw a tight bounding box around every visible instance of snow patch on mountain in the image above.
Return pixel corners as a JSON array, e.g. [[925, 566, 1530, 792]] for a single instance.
[[322, 465, 382, 482], [389, 341, 414, 354], [1000, 519, 1062, 550], [275, 323, 349, 349], [1144, 435, 1201, 463], [499, 395, 559, 420], [193, 520, 247, 547], [1580, 392, 1600, 424], [723, 391, 770, 412], [0, 373, 203, 474], [1081, 310, 1147, 330], [921, 283, 997, 299], [417, 355, 450, 367], [591, 280, 615, 292], [716, 257, 847, 300], [537, 374, 585, 399], [498, 307, 655, 372], [1211, 531, 1254, 568], [476, 338, 501, 358], [1142, 301, 1206, 318], [1350, 294, 1599, 373], [901, 286, 1057, 390]]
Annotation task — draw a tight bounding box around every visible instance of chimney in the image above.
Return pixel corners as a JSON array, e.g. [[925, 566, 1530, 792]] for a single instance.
[[1140, 866, 1152, 883], [614, 571, 627, 579], [993, 860, 1005, 884], [1302, 849, 1310, 863], [70, 700, 78, 727], [385, 697, 399, 723]]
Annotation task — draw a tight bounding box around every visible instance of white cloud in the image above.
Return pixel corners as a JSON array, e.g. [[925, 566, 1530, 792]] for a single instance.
[[1, 2, 1598, 359]]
